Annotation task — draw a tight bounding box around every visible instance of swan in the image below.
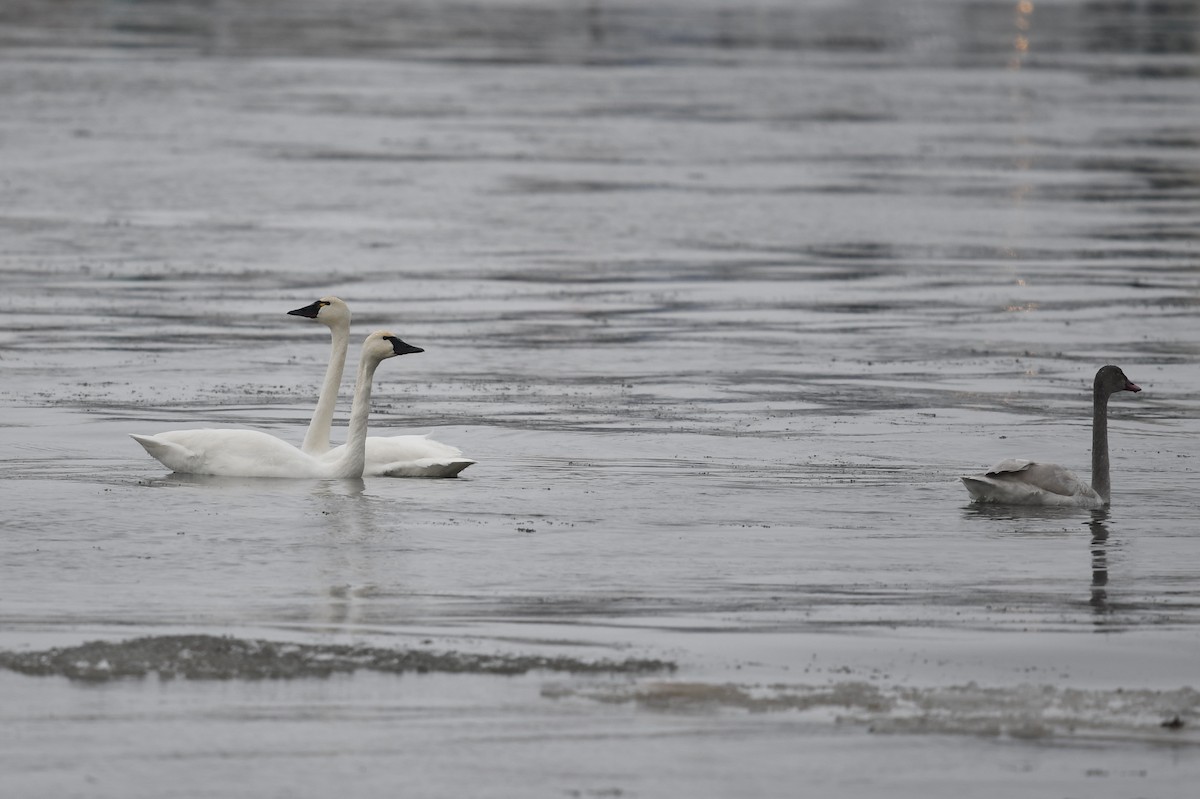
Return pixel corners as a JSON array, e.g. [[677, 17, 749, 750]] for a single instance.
[[287, 297, 474, 478], [961, 365, 1141, 508], [131, 332, 422, 479]]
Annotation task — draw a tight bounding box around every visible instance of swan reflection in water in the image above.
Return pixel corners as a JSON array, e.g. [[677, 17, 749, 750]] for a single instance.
[[962, 504, 1119, 623], [143, 471, 391, 629], [961, 503, 1085, 524], [148, 472, 368, 498], [1089, 509, 1111, 619]]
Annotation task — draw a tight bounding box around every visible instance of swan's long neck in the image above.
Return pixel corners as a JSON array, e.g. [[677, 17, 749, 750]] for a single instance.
[[301, 322, 349, 455], [1091, 385, 1111, 503], [328, 349, 381, 479]]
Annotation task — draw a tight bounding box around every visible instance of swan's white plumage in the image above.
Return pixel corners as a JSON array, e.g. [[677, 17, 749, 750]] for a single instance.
[[131, 428, 338, 479], [288, 296, 474, 478], [325, 434, 473, 478], [132, 331, 414, 479]]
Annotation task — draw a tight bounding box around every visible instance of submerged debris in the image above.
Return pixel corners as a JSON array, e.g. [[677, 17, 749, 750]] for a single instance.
[[0, 635, 675, 682]]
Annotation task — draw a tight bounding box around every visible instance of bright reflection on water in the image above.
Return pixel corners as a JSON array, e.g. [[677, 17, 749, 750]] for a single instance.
[[1, 1, 1199, 796]]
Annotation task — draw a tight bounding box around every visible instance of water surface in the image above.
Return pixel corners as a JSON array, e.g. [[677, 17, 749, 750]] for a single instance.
[[1, 1, 1199, 796]]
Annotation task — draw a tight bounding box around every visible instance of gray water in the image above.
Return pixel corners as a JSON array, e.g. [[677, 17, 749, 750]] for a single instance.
[[2, 0, 1199, 796]]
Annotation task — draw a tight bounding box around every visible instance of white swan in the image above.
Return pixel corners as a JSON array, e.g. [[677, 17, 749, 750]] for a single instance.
[[961, 365, 1141, 508], [131, 332, 422, 478], [287, 297, 474, 478]]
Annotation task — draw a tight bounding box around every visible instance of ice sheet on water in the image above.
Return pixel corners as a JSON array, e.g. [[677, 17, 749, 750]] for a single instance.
[[0, 634, 674, 681], [552, 678, 1200, 744]]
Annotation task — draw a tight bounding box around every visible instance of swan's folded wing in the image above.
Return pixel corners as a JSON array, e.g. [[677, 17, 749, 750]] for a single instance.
[[131, 429, 319, 477], [366, 434, 465, 462], [374, 458, 476, 478], [983, 459, 1094, 498], [983, 458, 1035, 475], [962, 460, 1099, 506], [322, 435, 468, 467], [1011, 462, 1093, 498]]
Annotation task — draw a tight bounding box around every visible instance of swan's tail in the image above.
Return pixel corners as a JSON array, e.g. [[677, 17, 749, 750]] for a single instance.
[[131, 433, 169, 458], [960, 475, 994, 502], [130, 433, 195, 472]]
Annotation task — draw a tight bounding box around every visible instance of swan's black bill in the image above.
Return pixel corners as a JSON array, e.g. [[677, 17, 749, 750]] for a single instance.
[[384, 336, 424, 356], [287, 300, 326, 319]]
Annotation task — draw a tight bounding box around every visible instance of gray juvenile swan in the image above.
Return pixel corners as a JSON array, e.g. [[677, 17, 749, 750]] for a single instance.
[[287, 297, 474, 478], [961, 365, 1141, 508], [131, 332, 422, 478]]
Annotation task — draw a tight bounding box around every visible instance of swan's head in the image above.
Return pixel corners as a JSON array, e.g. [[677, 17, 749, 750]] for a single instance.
[[363, 330, 424, 362], [1095, 365, 1141, 396], [287, 296, 350, 329]]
